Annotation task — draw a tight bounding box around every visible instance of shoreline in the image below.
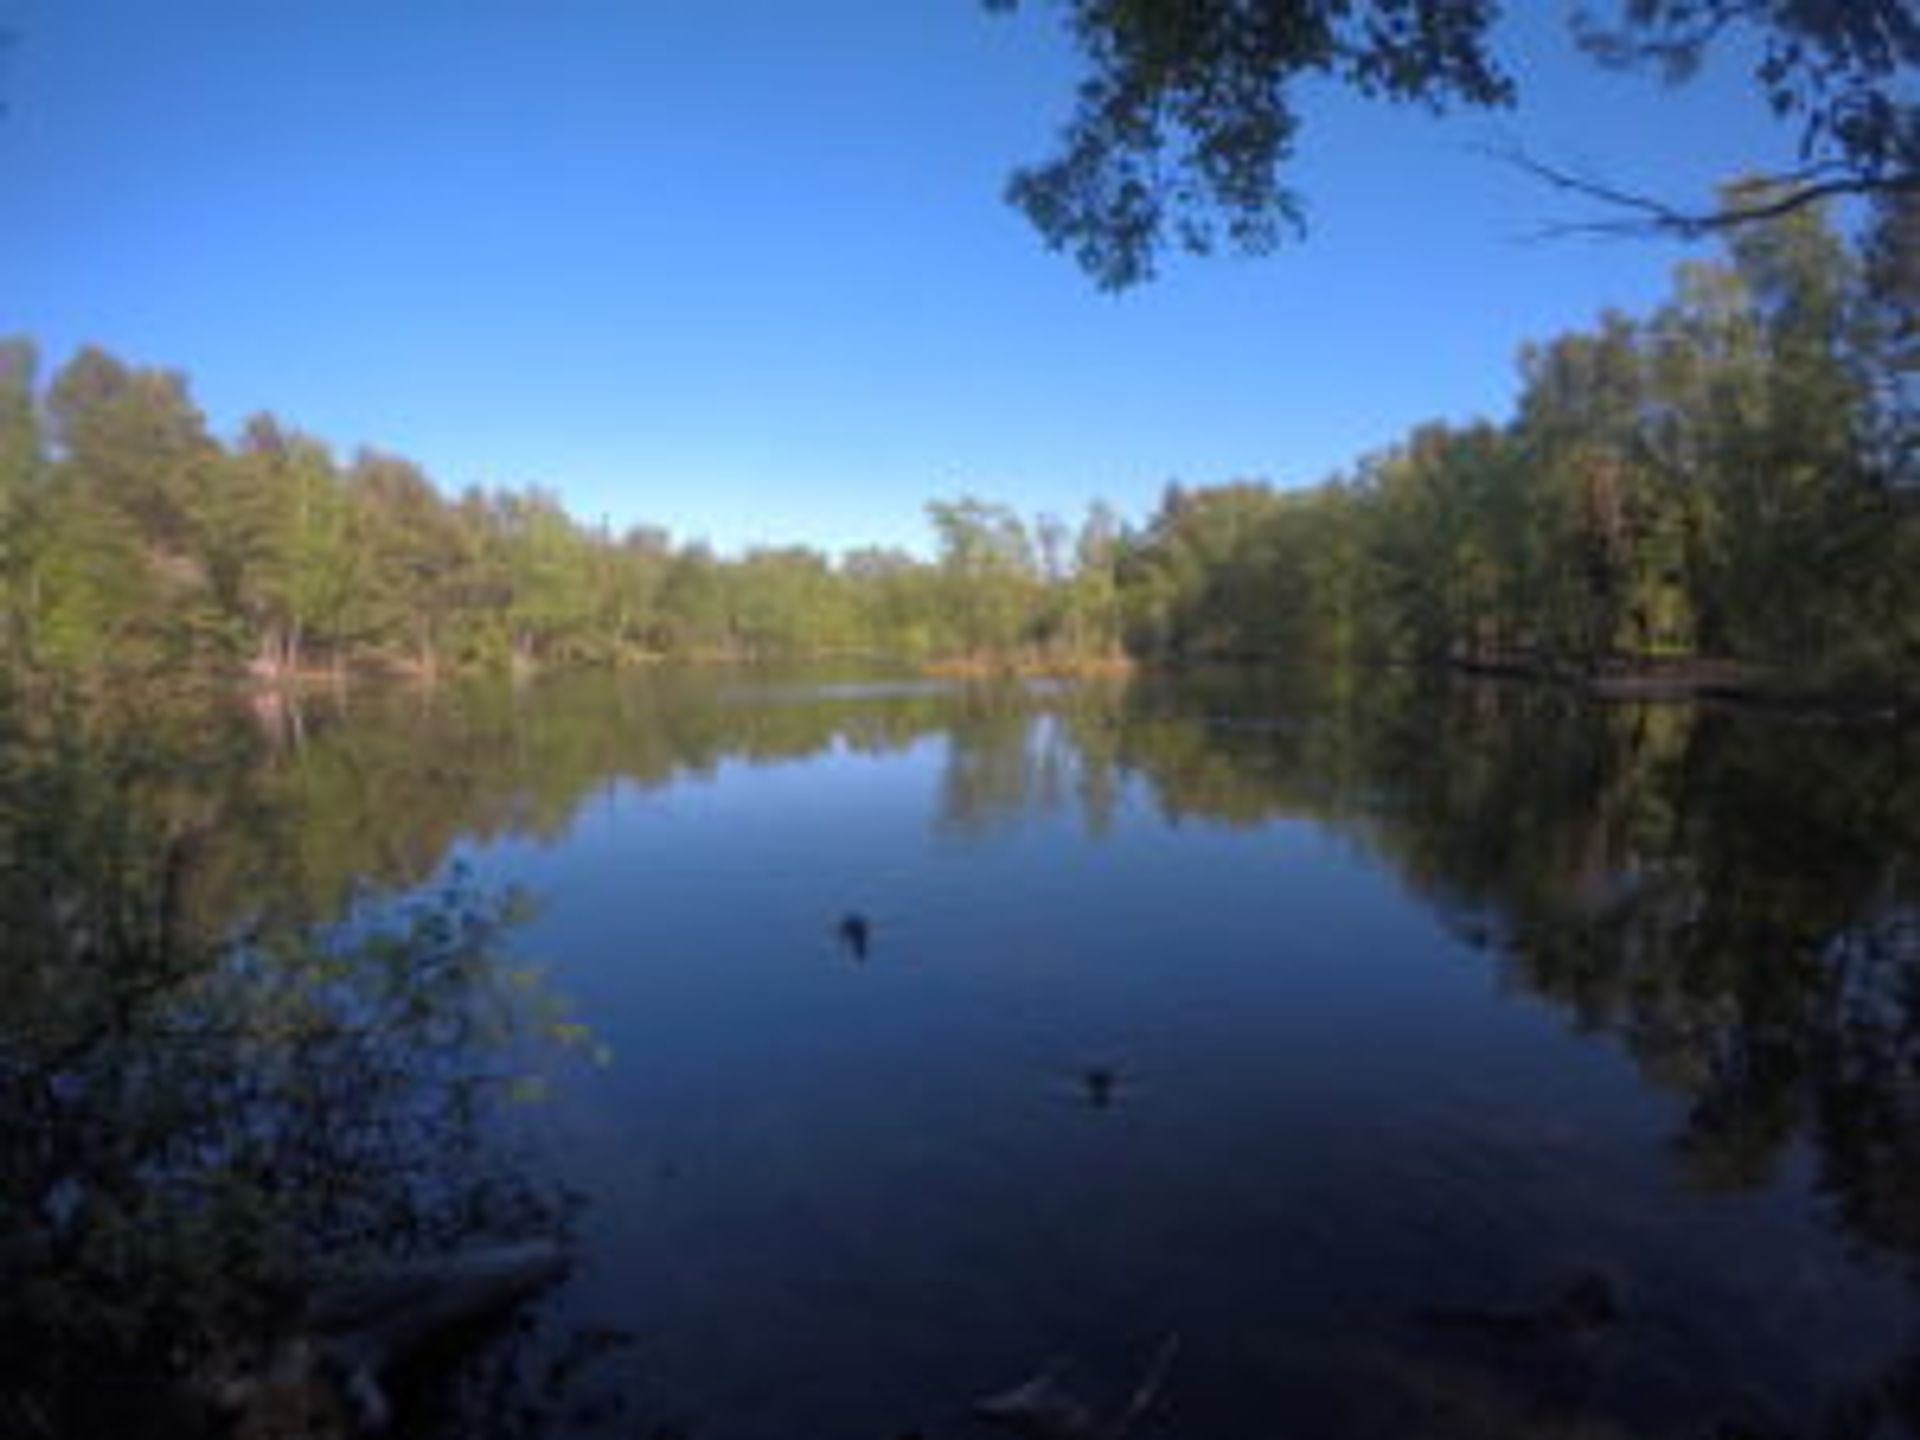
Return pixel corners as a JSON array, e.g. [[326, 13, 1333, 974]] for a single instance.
[[1447, 654, 1918, 722]]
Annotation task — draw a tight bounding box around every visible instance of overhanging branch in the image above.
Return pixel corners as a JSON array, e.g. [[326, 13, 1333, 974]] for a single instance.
[[1481, 141, 1920, 240]]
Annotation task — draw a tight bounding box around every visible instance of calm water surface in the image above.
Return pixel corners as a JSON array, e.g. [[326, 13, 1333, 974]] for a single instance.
[[293, 666, 1903, 1440], [71, 668, 1920, 1438]]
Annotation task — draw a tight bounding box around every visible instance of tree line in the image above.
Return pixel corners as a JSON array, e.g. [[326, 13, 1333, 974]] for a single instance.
[[2, 190, 1912, 691], [0, 341, 1131, 680], [1115, 188, 1918, 692]]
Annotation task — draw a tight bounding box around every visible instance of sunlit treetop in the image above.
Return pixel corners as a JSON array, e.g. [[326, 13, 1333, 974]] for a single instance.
[[992, 0, 1920, 287]]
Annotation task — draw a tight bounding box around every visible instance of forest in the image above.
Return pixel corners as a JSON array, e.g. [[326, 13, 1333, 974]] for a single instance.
[[2, 189, 1914, 696]]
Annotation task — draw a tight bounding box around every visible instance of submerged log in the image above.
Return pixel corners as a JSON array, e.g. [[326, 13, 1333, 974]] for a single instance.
[[217, 1239, 568, 1437], [1417, 1269, 1625, 1344], [1584, 668, 1758, 702]]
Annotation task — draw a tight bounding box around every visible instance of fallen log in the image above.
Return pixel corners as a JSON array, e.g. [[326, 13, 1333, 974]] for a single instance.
[[214, 1238, 568, 1437]]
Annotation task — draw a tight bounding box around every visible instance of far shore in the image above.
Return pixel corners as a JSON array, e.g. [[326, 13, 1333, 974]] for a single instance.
[[1448, 653, 1918, 721], [45, 645, 1903, 728]]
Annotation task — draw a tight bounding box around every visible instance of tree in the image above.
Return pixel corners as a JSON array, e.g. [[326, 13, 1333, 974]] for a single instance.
[[0, 690, 586, 1440], [1121, 481, 1293, 656], [348, 449, 474, 677], [656, 541, 733, 657], [1855, 187, 1920, 491], [1573, 2, 1919, 216], [729, 545, 852, 656], [990, 0, 1919, 287], [35, 349, 224, 670], [0, 338, 45, 661], [495, 488, 600, 668], [1069, 501, 1127, 659], [843, 544, 942, 657], [45, 348, 217, 560], [598, 523, 673, 659], [926, 497, 1042, 659], [230, 416, 362, 678]]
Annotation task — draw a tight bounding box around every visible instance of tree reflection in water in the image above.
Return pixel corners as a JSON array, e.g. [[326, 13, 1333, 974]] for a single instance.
[[1097, 669, 1920, 1437], [0, 688, 627, 1439], [9, 666, 1919, 1437]]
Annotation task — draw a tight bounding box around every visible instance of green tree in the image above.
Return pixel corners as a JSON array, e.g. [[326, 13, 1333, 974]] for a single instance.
[[729, 545, 853, 657], [926, 497, 1042, 660], [36, 349, 224, 671], [496, 489, 602, 668], [0, 338, 46, 663], [1513, 317, 1681, 661], [843, 544, 942, 658], [1069, 500, 1127, 659], [230, 416, 362, 678], [1122, 481, 1290, 657], [656, 541, 734, 657], [600, 524, 672, 658], [348, 449, 475, 677]]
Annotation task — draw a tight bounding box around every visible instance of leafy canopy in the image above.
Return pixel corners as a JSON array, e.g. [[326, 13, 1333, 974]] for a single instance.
[[990, 0, 1920, 287]]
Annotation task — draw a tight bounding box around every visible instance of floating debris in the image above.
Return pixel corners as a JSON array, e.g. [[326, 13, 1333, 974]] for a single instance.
[[837, 911, 872, 960], [975, 1333, 1180, 1440], [1082, 1066, 1118, 1109]]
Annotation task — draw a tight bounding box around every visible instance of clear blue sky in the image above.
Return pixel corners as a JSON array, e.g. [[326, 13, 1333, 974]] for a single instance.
[[2, 1, 1799, 555]]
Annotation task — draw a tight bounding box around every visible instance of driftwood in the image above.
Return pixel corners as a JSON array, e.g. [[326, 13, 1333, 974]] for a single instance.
[[1416, 1270, 1624, 1344], [974, 1334, 1180, 1440], [216, 1239, 568, 1437]]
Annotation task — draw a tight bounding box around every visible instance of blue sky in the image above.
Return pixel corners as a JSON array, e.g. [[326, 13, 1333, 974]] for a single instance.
[[2, 1, 1799, 555]]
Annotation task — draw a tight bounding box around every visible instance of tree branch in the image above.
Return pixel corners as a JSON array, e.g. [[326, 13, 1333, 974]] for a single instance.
[[1482, 141, 1920, 240]]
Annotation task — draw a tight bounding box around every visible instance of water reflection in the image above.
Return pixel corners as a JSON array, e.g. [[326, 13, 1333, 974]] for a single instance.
[[0, 697, 625, 1439], [9, 666, 1919, 1436], [1106, 671, 1920, 1438]]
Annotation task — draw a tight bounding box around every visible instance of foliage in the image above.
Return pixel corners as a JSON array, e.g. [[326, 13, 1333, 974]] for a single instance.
[[0, 352, 1137, 677], [0, 688, 593, 1439], [987, 0, 1512, 286], [1108, 199, 1920, 694], [990, 0, 1919, 286]]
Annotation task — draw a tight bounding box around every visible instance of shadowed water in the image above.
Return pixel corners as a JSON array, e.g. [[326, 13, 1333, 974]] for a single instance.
[[7, 666, 1918, 1439]]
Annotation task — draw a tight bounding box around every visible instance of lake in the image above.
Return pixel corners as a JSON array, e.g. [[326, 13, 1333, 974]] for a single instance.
[[12, 666, 1920, 1439]]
